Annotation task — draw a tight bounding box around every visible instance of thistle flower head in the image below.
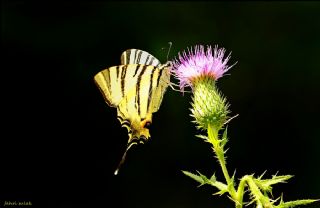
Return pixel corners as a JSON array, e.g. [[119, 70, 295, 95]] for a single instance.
[[173, 45, 234, 91], [172, 45, 235, 130]]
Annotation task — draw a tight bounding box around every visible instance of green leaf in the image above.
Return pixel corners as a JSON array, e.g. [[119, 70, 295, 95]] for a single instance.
[[230, 170, 237, 187], [254, 175, 293, 193], [209, 173, 216, 183], [220, 127, 228, 148], [196, 134, 208, 140], [213, 188, 228, 196], [196, 134, 209, 143], [182, 170, 228, 192], [276, 199, 319, 208], [196, 171, 216, 186], [182, 170, 206, 186]]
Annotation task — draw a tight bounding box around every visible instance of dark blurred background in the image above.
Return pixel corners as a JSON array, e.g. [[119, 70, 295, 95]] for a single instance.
[[2, 1, 320, 207]]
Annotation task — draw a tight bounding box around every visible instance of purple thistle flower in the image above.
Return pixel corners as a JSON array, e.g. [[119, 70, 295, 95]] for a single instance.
[[171, 44, 236, 130], [172, 45, 235, 91]]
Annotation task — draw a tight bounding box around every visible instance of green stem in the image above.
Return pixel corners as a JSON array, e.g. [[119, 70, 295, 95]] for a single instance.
[[241, 175, 273, 208], [236, 176, 246, 207], [207, 124, 239, 207]]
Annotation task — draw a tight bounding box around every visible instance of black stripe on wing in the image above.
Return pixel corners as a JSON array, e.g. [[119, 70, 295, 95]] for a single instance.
[[135, 65, 148, 116], [121, 49, 161, 67], [136, 50, 143, 64], [133, 49, 139, 63], [148, 56, 155, 65], [133, 64, 141, 77], [156, 67, 164, 88], [147, 67, 155, 112], [120, 65, 127, 97], [121, 49, 131, 65], [116, 66, 120, 82]]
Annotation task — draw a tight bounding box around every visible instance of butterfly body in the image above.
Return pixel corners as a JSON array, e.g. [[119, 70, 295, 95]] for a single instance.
[[94, 49, 171, 173]]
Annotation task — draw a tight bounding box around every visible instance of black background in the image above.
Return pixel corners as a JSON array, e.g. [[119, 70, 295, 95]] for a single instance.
[[2, 1, 320, 208]]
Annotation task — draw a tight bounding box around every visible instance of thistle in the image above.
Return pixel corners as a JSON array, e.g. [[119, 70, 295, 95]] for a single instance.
[[172, 45, 318, 208], [173, 45, 233, 131]]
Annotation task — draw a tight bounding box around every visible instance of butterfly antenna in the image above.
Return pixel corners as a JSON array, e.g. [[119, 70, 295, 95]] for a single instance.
[[114, 143, 136, 175], [166, 42, 172, 62]]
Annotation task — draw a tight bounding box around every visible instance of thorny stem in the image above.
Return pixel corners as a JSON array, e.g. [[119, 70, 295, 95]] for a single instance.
[[204, 125, 315, 208], [244, 175, 273, 208], [236, 176, 247, 207], [207, 124, 273, 208], [207, 124, 239, 206]]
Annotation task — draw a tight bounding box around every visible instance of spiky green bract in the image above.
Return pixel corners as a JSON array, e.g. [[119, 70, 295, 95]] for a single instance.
[[191, 76, 230, 130]]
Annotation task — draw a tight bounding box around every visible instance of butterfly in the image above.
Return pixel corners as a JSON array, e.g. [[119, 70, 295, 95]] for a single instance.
[[94, 49, 172, 175]]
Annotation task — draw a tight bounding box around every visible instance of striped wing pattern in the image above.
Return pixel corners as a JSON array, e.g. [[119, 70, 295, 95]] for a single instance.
[[94, 64, 144, 107], [121, 49, 161, 67], [94, 64, 169, 116], [94, 49, 171, 175], [150, 63, 170, 112]]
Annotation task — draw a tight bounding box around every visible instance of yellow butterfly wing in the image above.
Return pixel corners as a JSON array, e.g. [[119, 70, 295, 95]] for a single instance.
[[94, 49, 171, 174], [119, 48, 171, 113], [94, 65, 141, 107], [120, 49, 161, 66], [150, 63, 171, 113]]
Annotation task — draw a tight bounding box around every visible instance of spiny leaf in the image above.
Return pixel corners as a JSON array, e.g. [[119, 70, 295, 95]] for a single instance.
[[182, 170, 228, 192], [220, 127, 228, 148], [254, 175, 293, 192], [276, 199, 319, 208], [183, 170, 215, 187], [213, 189, 228, 196], [182, 170, 206, 186], [209, 173, 216, 183], [196, 134, 208, 140], [231, 170, 237, 187], [196, 171, 218, 186], [196, 134, 210, 143]]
